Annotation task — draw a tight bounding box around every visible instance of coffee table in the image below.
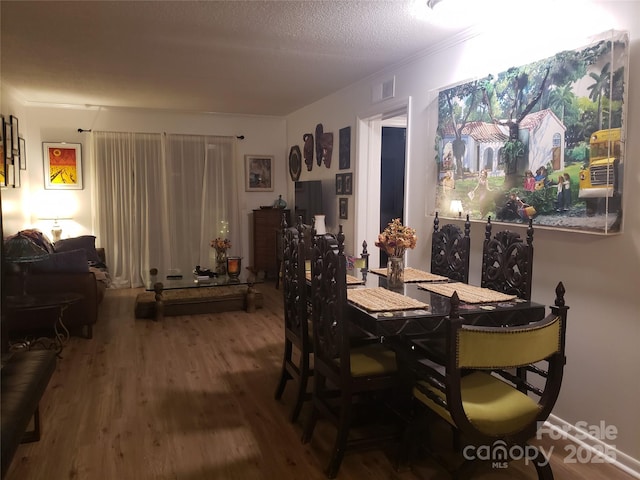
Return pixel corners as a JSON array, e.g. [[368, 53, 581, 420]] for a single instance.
[[135, 269, 263, 321]]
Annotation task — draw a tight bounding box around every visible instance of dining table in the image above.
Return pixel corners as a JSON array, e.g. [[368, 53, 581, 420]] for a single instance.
[[344, 266, 547, 340]]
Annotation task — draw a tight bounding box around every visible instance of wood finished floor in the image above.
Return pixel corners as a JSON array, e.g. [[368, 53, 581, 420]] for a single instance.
[[5, 281, 635, 480]]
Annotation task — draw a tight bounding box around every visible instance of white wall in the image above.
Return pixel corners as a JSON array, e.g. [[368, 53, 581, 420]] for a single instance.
[[0, 101, 287, 266], [286, 1, 640, 469]]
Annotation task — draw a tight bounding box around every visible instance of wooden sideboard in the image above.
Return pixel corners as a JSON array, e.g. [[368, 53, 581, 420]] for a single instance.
[[253, 208, 290, 279]]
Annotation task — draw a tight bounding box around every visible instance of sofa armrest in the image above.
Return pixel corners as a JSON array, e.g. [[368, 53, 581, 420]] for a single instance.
[[96, 247, 106, 265]]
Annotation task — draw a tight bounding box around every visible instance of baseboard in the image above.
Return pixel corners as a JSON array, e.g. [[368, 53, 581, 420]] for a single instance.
[[544, 414, 640, 479]]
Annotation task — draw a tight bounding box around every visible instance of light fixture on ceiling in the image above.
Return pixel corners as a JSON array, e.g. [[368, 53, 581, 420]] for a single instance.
[[426, 0, 445, 8]]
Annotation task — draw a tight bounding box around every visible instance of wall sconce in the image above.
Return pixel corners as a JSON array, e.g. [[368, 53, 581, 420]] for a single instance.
[[450, 199, 463, 218]]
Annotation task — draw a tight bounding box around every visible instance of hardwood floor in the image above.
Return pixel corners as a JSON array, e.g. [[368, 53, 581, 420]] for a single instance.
[[5, 282, 635, 480]]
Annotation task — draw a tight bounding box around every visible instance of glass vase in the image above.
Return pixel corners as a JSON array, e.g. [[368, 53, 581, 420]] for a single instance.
[[215, 250, 227, 275], [387, 256, 404, 289]]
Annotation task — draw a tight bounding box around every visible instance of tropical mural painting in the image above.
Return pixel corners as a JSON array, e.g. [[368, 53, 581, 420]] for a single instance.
[[433, 30, 628, 234]]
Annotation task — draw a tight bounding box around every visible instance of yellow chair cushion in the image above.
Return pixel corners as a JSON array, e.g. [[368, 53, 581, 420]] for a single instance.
[[414, 371, 541, 436], [347, 343, 397, 377]]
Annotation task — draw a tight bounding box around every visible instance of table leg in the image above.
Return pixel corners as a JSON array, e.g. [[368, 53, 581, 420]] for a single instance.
[[154, 282, 165, 321]]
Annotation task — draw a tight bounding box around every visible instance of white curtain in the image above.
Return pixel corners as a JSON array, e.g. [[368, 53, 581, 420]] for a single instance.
[[91, 131, 238, 287]]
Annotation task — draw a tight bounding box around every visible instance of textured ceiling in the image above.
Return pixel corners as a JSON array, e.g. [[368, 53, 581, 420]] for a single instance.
[[1, 0, 469, 116]]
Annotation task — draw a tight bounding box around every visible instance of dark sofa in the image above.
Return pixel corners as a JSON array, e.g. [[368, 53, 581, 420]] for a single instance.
[[4, 230, 110, 339]]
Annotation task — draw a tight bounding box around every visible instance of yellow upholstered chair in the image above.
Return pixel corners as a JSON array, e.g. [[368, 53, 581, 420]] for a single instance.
[[301, 226, 402, 479], [409, 282, 569, 479]]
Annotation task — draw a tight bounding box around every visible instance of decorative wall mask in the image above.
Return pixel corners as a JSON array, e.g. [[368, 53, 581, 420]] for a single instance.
[[320, 131, 333, 168], [303, 133, 314, 171], [315, 124, 324, 166]]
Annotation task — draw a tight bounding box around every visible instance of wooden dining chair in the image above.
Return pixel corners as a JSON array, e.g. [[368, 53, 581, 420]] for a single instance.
[[406, 282, 569, 479], [274, 216, 313, 423], [301, 226, 402, 479], [481, 217, 534, 300], [431, 212, 471, 284]]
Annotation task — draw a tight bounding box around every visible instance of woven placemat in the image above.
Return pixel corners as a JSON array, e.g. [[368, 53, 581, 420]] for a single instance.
[[417, 282, 517, 304], [304, 272, 364, 285], [369, 267, 448, 283], [347, 287, 428, 312]]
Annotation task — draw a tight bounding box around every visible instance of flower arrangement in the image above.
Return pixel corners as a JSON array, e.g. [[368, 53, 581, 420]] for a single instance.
[[211, 237, 231, 253], [375, 218, 417, 257]]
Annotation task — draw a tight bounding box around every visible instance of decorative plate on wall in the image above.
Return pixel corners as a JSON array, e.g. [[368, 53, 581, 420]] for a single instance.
[[289, 145, 302, 181]]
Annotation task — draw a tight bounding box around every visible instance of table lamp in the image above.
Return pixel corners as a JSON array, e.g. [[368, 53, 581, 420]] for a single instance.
[[450, 199, 463, 218], [4, 233, 50, 296], [38, 216, 72, 242]]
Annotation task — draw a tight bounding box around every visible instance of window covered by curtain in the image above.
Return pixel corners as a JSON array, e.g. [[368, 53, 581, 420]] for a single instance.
[[91, 131, 238, 287]]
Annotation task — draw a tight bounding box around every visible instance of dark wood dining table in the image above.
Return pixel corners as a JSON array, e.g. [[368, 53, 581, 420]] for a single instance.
[[345, 268, 546, 340]]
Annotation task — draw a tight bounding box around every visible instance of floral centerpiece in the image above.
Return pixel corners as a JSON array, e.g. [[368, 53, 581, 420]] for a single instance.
[[375, 218, 417, 257], [375, 219, 417, 288], [211, 237, 232, 274]]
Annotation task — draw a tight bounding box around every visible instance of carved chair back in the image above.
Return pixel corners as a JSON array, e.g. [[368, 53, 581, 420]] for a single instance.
[[431, 212, 471, 283], [309, 226, 350, 379], [481, 217, 534, 300]]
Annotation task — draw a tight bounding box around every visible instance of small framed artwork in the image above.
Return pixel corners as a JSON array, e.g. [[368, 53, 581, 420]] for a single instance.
[[4, 118, 12, 162], [0, 115, 6, 187], [43, 142, 83, 190], [339, 197, 348, 219], [245, 155, 274, 191], [343, 172, 353, 195], [339, 126, 351, 170], [10, 115, 19, 154], [11, 156, 20, 187], [336, 173, 344, 194], [18, 137, 26, 170]]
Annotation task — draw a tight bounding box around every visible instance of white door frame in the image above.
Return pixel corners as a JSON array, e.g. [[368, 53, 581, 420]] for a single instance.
[[354, 96, 412, 269]]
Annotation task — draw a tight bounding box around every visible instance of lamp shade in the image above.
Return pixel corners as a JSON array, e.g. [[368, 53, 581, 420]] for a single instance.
[[4, 233, 49, 263]]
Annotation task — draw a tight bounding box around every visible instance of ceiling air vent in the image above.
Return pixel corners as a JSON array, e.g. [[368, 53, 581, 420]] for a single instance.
[[372, 77, 395, 103]]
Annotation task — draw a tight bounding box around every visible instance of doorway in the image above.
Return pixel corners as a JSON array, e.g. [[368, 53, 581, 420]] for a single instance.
[[355, 103, 409, 270], [379, 124, 407, 267]]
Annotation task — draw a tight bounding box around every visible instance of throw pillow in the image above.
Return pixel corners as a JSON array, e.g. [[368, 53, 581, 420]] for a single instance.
[[31, 248, 89, 273], [54, 235, 100, 263]]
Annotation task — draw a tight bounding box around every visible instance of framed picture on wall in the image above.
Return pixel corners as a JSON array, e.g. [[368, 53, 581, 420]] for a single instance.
[[339, 197, 348, 219], [245, 155, 274, 191], [0, 115, 6, 187], [339, 126, 351, 170], [343, 172, 353, 195], [43, 142, 83, 190], [335, 173, 343, 194], [9, 115, 19, 154], [18, 137, 26, 170]]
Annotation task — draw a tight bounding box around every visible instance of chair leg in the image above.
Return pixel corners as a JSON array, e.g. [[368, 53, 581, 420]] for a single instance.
[[274, 340, 293, 400], [290, 350, 310, 423], [301, 405, 318, 444], [301, 372, 325, 444], [325, 393, 352, 479], [531, 445, 554, 480], [22, 406, 41, 443]]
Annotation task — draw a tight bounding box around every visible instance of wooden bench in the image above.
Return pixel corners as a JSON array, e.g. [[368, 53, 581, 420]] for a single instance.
[[1, 349, 57, 479]]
